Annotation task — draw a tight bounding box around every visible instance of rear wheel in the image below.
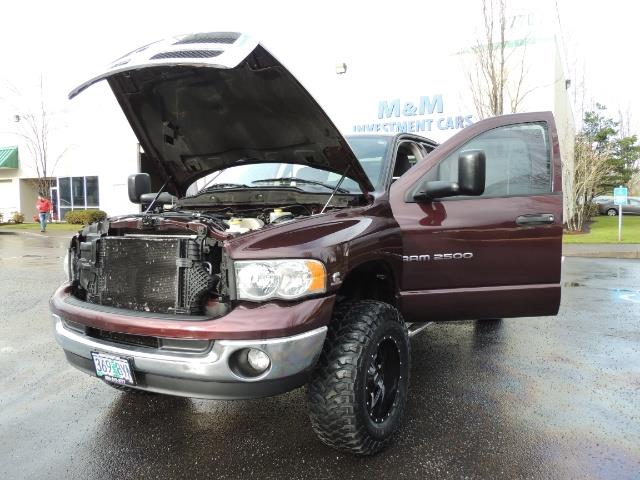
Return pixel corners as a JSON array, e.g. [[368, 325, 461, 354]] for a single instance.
[[307, 300, 410, 455], [607, 208, 618, 216]]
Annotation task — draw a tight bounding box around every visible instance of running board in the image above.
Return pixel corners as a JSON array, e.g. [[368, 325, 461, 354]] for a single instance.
[[407, 322, 434, 338]]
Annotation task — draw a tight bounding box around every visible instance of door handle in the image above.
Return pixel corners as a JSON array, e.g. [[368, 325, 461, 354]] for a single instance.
[[515, 213, 555, 225]]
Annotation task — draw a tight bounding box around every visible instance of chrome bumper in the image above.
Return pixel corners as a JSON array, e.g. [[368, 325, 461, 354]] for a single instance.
[[52, 314, 327, 399]]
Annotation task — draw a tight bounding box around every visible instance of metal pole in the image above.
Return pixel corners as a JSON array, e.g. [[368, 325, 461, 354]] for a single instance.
[[618, 203, 622, 242]]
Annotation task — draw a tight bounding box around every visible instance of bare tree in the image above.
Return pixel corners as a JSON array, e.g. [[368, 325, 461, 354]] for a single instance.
[[566, 134, 611, 232], [466, 0, 533, 119], [618, 107, 633, 138], [1, 76, 66, 197]]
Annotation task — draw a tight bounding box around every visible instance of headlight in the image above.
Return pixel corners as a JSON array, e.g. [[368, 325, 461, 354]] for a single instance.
[[234, 259, 326, 301]]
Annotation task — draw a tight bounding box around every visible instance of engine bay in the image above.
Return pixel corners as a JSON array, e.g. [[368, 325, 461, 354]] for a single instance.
[[66, 203, 334, 317], [209, 204, 310, 233]]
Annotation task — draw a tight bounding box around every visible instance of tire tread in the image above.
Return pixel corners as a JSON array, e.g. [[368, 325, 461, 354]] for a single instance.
[[307, 300, 409, 455]]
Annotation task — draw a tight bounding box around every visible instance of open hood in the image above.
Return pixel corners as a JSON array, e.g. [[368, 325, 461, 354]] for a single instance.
[[70, 32, 374, 195]]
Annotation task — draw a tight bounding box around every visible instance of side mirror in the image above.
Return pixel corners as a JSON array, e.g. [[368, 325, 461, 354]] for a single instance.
[[414, 150, 486, 201], [128, 173, 151, 203], [458, 150, 485, 196]]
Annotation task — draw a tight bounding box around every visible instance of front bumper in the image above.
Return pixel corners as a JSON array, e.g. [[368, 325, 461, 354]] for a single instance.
[[53, 314, 327, 399], [50, 284, 335, 340]]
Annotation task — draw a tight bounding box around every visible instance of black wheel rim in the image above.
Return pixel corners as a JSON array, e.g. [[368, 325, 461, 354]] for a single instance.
[[365, 336, 401, 423]]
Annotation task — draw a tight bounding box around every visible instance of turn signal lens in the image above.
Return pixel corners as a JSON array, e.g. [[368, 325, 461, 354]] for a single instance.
[[306, 260, 326, 293]]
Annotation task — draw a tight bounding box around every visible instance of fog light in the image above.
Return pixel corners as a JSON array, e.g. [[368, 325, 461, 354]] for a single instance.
[[247, 349, 270, 372]]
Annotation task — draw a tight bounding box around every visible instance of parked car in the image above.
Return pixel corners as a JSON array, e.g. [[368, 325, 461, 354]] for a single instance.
[[592, 195, 613, 205], [598, 198, 640, 215], [52, 32, 563, 455]]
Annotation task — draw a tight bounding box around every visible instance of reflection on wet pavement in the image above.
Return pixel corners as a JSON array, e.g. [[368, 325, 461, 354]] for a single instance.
[[0, 234, 638, 479]]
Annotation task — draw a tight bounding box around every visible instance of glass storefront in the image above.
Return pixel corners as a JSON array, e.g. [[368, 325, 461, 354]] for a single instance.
[[55, 176, 99, 220]]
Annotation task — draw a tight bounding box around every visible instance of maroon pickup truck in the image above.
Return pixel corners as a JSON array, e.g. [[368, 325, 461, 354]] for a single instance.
[[52, 32, 563, 455]]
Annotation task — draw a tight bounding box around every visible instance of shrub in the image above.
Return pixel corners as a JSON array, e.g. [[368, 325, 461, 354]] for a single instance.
[[11, 211, 24, 224], [63, 211, 81, 224], [64, 209, 108, 225], [84, 209, 108, 223]]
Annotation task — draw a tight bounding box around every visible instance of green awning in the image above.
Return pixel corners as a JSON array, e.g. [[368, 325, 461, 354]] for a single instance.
[[0, 146, 19, 169]]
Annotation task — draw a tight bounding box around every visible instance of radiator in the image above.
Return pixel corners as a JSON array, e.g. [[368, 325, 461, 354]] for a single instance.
[[86, 236, 214, 315]]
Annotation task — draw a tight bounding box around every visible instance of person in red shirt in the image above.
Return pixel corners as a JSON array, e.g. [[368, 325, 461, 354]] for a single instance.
[[36, 195, 52, 233]]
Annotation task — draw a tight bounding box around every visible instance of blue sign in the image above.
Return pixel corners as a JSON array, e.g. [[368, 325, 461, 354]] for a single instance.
[[352, 94, 474, 134], [614, 187, 628, 205]]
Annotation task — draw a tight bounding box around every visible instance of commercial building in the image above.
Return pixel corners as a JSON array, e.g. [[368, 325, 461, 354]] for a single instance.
[[0, 89, 138, 221], [0, 2, 573, 222]]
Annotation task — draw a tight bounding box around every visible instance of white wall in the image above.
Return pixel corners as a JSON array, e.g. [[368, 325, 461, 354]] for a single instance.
[[0, 178, 20, 219], [53, 83, 140, 216], [0, 82, 141, 218]]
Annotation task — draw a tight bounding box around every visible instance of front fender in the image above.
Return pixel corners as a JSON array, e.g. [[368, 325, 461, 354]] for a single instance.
[[225, 203, 403, 295]]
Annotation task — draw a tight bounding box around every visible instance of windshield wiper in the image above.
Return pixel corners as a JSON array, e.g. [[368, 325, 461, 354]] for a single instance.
[[252, 177, 350, 194], [199, 183, 249, 193]]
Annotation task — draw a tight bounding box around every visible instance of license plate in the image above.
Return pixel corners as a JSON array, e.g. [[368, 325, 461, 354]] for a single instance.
[[91, 352, 136, 386]]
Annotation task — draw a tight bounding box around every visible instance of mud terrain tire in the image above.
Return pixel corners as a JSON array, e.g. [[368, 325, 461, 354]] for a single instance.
[[307, 300, 410, 455]]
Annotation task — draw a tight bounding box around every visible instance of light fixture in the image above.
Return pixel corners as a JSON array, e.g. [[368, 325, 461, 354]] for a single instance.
[[247, 349, 270, 372]]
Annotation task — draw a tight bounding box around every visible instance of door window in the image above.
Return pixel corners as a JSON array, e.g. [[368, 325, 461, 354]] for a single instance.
[[393, 142, 424, 179], [426, 122, 551, 197]]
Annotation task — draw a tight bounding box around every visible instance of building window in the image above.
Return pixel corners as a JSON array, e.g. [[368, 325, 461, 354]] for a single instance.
[[72, 177, 85, 206], [86, 176, 99, 206], [59, 177, 71, 208], [56, 176, 100, 220]]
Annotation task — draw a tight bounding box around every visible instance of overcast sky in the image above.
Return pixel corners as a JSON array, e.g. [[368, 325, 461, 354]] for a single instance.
[[0, 0, 638, 135]]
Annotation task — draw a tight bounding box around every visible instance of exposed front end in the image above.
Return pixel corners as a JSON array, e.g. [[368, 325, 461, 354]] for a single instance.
[[53, 29, 372, 400], [52, 214, 334, 399]]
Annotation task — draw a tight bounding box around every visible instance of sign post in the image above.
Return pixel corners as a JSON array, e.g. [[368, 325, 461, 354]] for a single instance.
[[613, 186, 628, 242]]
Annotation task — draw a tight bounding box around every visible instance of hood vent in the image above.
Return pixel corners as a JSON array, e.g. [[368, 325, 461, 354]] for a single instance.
[[150, 50, 223, 60], [173, 32, 240, 45]]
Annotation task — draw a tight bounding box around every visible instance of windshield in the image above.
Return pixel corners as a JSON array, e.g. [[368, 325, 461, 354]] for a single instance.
[[186, 136, 390, 196], [346, 136, 390, 188]]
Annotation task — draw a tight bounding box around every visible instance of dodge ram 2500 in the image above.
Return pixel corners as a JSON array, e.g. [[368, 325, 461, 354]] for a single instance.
[[52, 31, 562, 455]]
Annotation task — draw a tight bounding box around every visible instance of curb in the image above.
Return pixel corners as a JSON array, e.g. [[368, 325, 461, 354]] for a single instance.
[[0, 229, 77, 239], [563, 244, 640, 259]]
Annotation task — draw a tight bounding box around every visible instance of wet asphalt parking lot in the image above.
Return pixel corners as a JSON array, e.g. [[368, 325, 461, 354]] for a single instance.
[[0, 231, 638, 479]]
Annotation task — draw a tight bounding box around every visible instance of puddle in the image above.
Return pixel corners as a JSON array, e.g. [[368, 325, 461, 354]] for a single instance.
[[618, 292, 640, 303], [608, 288, 640, 303]]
